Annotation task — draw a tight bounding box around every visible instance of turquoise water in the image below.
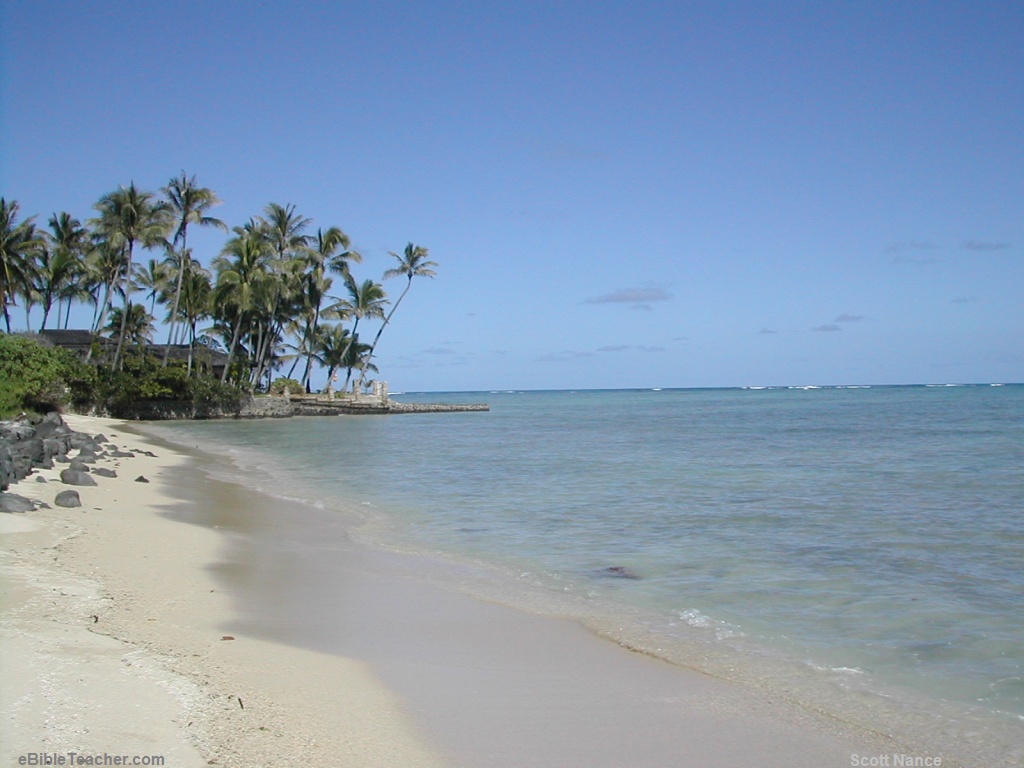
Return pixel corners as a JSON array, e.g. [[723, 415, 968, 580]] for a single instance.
[[152, 384, 1024, 762]]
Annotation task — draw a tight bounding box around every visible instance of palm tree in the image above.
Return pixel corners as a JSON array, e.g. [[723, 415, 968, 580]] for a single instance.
[[132, 257, 169, 318], [86, 237, 128, 336], [335, 274, 388, 392], [258, 202, 312, 262], [104, 302, 155, 349], [161, 173, 226, 363], [90, 183, 172, 368], [0, 198, 44, 332], [311, 323, 352, 393], [175, 268, 213, 375], [293, 226, 355, 391], [41, 212, 90, 331], [310, 324, 377, 395], [213, 228, 273, 383], [356, 243, 437, 389]]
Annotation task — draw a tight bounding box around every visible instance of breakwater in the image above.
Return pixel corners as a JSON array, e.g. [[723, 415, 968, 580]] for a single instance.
[[62, 396, 488, 421], [287, 399, 490, 416]]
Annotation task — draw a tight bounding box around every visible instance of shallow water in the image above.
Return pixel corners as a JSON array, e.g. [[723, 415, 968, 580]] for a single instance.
[[150, 384, 1024, 765]]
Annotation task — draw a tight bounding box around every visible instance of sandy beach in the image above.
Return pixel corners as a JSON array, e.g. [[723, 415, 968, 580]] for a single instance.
[[1, 414, 935, 768]]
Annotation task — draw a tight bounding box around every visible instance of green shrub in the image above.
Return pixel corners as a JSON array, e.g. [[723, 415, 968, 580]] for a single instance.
[[96, 354, 245, 415], [269, 377, 302, 395], [0, 334, 95, 415], [0, 334, 244, 418]]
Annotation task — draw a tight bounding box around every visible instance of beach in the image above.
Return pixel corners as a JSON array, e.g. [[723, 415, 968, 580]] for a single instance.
[[1, 413, 959, 767]]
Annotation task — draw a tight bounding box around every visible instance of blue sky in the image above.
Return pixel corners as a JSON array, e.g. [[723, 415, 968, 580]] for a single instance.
[[2, 1, 1021, 390]]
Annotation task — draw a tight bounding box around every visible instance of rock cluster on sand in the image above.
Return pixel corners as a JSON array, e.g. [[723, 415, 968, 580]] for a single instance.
[[0, 412, 131, 511]]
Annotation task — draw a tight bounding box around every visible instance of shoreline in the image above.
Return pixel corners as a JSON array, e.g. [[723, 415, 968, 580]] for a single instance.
[[1, 413, 971, 767]]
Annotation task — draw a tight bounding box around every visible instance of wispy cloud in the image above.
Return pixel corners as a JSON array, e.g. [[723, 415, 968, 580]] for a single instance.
[[951, 295, 980, 304], [887, 240, 941, 265], [812, 324, 842, 332], [886, 240, 939, 254], [537, 350, 594, 363], [963, 240, 1011, 251], [834, 313, 865, 323], [759, 328, 777, 334], [585, 284, 673, 311], [596, 344, 666, 353]]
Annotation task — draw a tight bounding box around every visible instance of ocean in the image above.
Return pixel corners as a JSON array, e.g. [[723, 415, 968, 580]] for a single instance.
[[150, 384, 1024, 765]]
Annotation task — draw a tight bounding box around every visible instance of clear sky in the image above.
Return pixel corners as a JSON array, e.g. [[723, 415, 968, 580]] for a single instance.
[[2, 1, 1021, 391]]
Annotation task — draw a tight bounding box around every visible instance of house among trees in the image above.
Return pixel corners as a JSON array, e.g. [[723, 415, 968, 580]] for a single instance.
[[32, 329, 230, 380]]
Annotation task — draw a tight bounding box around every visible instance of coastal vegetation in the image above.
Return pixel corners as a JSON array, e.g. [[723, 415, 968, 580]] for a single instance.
[[0, 175, 436, 413]]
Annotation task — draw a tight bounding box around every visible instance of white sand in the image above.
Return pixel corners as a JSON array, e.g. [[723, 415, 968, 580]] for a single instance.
[[0, 414, 448, 768]]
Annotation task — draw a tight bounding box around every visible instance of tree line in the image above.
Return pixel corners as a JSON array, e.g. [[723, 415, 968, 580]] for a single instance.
[[0, 173, 437, 394]]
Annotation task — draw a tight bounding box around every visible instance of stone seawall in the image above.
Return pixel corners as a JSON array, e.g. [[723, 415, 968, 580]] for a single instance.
[[64, 396, 487, 421], [289, 400, 489, 416]]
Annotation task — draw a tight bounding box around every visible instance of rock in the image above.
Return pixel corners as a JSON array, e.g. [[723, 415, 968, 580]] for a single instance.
[[13, 437, 46, 463], [109, 450, 135, 458], [134, 475, 150, 483], [1, 414, 104, 492], [0, 446, 14, 491], [68, 459, 91, 472], [35, 475, 47, 483], [0, 422, 35, 441], [93, 433, 108, 443], [92, 467, 117, 478], [596, 566, 642, 580], [0, 493, 35, 513], [54, 490, 82, 508], [68, 433, 93, 450], [60, 469, 97, 487]]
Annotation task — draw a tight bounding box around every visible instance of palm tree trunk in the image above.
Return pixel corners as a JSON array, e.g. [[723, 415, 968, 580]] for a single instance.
[[356, 278, 411, 390], [221, 318, 243, 384], [163, 239, 187, 366], [112, 244, 133, 371], [301, 305, 321, 392], [39, 297, 53, 331], [186, 319, 197, 376], [86, 284, 113, 362]]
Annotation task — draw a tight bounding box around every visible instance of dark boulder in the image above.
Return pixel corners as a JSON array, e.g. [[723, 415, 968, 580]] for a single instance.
[[68, 459, 91, 473], [54, 490, 82, 508], [60, 469, 97, 486], [92, 467, 117, 478], [0, 445, 14, 491], [12, 437, 46, 464], [68, 433, 94, 450], [0, 493, 35, 513]]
